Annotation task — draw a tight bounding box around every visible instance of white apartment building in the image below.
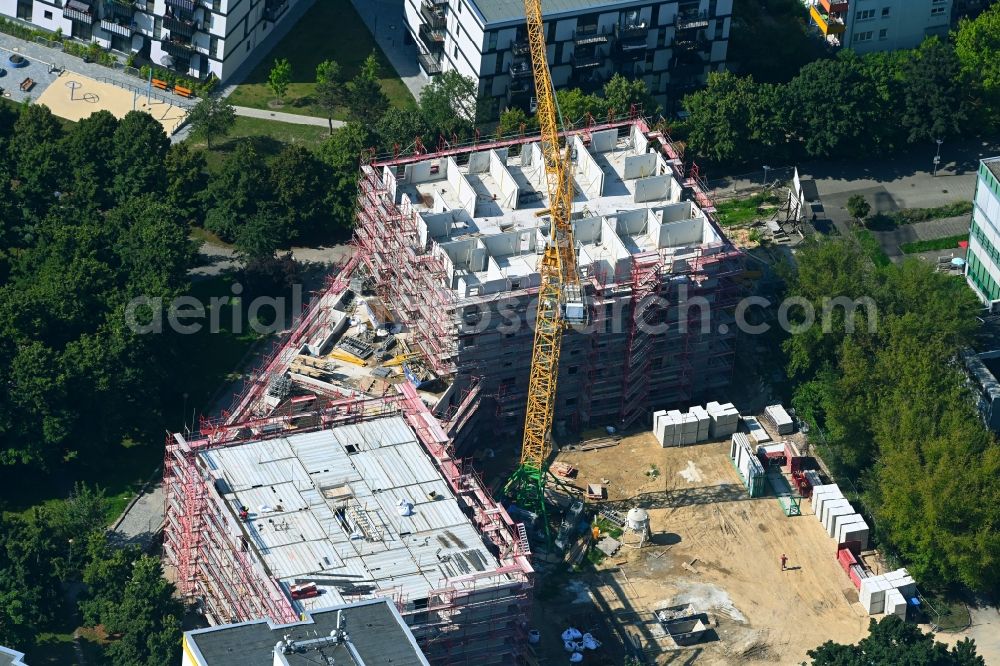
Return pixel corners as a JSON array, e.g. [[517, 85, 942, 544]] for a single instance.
[[804, 0, 952, 53], [0, 0, 306, 80], [966, 157, 1000, 307], [403, 0, 732, 114]]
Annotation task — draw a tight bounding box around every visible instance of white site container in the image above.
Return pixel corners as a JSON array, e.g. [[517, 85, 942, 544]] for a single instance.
[[828, 508, 857, 538], [653, 410, 667, 435], [692, 405, 710, 442], [812, 486, 843, 521], [861, 575, 889, 614], [837, 515, 870, 550], [764, 404, 794, 435], [885, 587, 907, 619]]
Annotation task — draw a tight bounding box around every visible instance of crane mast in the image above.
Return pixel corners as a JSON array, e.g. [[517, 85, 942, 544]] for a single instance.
[[504, 0, 584, 539]]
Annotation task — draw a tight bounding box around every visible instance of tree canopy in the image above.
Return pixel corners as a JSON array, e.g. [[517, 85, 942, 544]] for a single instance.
[[808, 615, 985, 665]]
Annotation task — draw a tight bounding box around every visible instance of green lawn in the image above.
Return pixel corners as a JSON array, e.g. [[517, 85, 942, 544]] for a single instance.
[[900, 234, 967, 255], [31, 631, 105, 666], [227, 0, 414, 119], [714, 192, 784, 227], [188, 116, 332, 171]]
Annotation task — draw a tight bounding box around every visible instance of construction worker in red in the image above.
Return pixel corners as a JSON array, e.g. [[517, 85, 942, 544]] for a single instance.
[[781, 553, 788, 571]]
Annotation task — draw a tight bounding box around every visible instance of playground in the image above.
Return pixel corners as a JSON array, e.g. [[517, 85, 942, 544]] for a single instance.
[[34, 70, 188, 133]]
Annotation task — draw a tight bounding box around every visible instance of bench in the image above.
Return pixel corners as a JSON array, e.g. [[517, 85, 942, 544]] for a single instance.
[[173, 85, 192, 98], [151, 78, 168, 90], [19, 77, 34, 92]]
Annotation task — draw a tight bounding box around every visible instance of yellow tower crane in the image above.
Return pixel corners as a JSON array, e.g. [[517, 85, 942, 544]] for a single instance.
[[503, 0, 585, 541]]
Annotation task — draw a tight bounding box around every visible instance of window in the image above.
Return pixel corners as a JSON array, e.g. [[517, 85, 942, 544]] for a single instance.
[[856, 9, 876, 20], [930, 6, 946, 14], [43, 9, 52, 18], [879, 28, 888, 39], [453, 45, 458, 57], [211, 35, 219, 57], [881, 7, 890, 16], [457, 0, 461, 12], [855, 30, 873, 42], [568, 366, 579, 375], [487, 30, 497, 50]]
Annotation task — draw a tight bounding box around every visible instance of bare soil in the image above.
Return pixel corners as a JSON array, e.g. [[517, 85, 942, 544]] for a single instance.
[[529, 432, 869, 665]]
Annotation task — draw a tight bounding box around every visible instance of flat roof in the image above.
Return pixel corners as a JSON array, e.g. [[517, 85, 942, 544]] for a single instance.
[[184, 598, 428, 666], [470, 0, 653, 25], [0, 648, 27, 666], [390, 124, 724, 297], [201, 415, 513, 610], [985, 156, 1000, 183]]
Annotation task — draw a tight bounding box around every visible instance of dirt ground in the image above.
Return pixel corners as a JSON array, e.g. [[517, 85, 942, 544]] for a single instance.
[[529, 432, 869, 665], [35, 71, 187, 133]]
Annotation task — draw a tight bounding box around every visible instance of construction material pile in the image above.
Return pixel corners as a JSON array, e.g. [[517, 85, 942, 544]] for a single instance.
[[653, 401, 739, 447]]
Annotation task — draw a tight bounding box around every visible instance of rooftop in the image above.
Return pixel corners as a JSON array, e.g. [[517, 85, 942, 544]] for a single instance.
[[200, 415, 514, 610], [388, 124, 725, 297], [469, 0, 652, 25], [985, 156, 1000, 183], [0, 648, 27, 666], [183, 598, 429, 666]]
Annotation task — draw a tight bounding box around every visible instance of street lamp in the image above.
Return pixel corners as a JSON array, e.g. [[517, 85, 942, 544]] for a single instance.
[[933, 139, 943, 177], [762, 165, 771, 186]]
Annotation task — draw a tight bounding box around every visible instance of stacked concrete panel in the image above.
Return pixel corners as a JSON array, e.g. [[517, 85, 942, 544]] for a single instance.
[[730, 433, 766, 497], [707, 402, 740, 438], [883, 569, 917, 598], [828, 506, 858, 538], [743, 416, 771, 445], [836, 515, 870, 550], [811, 485, 844, 520], [653, 405, 715, 447], [692, 405, 710, 441], [860, 575, 892, 614], [763, 404, 794, 435], [821, 498, 852, 533], [885, 588, 908, 619]]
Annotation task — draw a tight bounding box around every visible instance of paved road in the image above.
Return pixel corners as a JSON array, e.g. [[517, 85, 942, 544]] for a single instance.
[[110, 482, 164, 549]]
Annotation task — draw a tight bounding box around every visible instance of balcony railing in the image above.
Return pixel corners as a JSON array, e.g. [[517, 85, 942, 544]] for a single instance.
[[104, 0, 135, 20], [420, 1, 446, 29], [676, 10, 709, 30], [574, 24, 609, 44], [166, 0, 195, 12], [417, 51, 442, 74], [511, 40, 529, 56], [508, 78, 532, 95], [264, 0, 288, 22], [162, 36, 196, 56], [572, 52, 603, 68], [617, 22, 648, 40], [509, 61, 532, 78], [100, 17, 133, 36], [819, 0, 849, 13], [809, 5, 845, 35], [63, 0, 94, 23], [163, 13, 197, 36], [419, 23, 446, 46]]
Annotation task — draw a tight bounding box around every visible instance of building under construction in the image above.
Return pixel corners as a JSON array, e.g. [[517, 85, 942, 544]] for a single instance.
[[355, 117, 742, 444], [162, 116, 740, 662]]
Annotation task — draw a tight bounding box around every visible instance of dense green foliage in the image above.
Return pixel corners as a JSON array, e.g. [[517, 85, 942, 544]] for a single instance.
[[729, 0, 827, 84], [548, 74, 658, 126], [808, 616, 984, 665], [784, 238, 1000, 592], [187, 96, 237, 149], [683, 34, 984, 166], [0, 105, 195, 469], [954, 4, 1000, 130], [268, 58, 293, 104]]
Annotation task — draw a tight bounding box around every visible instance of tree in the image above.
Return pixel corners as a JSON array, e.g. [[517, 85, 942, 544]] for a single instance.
[[100, 555, 182, 666], [8, 104, 67, 215], [62, 110, 119, 208], [809, 616, 985, 665], [728, 0, 827, 84], [164, 143, 208, 223], [955, 4, 1000, 128], [555, 88, 605, 123], [234, 203, 285, 262], [315, 59, 344, 134], [319, 122, 373, 233], [268, 145, 332, 243], [846, 194, 871, 225], [375, 106, 430, 151], [187, 96, 236, 149], [419, 70, 477, 138], [268, 57, 293, 104], [204, 140, 274, 242], [497, 107, 532, 137], [602, 74, 657, 118], [345, 52, 389, 125], [110, 111, 170, 203], [897, 38, 969, 144]]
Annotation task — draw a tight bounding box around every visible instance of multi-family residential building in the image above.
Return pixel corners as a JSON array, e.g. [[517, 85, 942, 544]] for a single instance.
[[0, 0, 304, 80], [804, 0, 952, 53], [966, 157, 1000, 306], [404, 0, 732, 114]]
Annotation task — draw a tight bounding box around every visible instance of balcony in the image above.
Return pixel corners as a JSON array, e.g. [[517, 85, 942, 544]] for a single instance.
[[419, 23, 446, 47], [420, 1, 446, 29], [163, 12, 197, 36], [819, 0, 849, 12], [417, 51, 442, 74], [100, 17, 133, 36], [63, 0, 94, 24], [165, 0, 195, 12], [104, 0, 135, 20], [508, 77, 532, 95], [509, 61, 532, 78], [676, 10, 709, 31], [572, 51, 603, 68], [264, 0, 288, 22], [616, 21, 648, 51], [574, 24, 609, 45], [162, 36, 196, 57], [511, 40, 529, 56], [809, 5, 845, 35]]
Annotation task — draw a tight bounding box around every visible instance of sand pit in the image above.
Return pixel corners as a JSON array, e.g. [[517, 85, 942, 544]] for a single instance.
[[35, 72, 188, 134], [528, 433, 870, 664]]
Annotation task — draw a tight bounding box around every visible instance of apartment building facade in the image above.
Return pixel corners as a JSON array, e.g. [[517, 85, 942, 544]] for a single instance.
[[0, 0, 304, 80], [804, 0, 952, 53], [404, 0, 732, 114], [966, 157, 1000, 307]]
